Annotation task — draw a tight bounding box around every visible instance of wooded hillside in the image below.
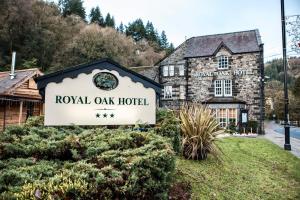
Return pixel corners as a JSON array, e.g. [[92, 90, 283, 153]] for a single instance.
[[0, 0, 174, 73]]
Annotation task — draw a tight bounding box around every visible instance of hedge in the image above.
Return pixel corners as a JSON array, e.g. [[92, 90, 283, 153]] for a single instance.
[[0, 119, 175, 200]]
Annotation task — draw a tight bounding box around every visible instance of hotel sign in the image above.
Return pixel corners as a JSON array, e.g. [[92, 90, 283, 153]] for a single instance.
[[192, 69, 254, 78], [43, 68, 157, 126]]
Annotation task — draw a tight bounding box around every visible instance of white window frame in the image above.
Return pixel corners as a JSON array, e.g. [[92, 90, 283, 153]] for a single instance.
[[224, 80, 232, 96], [214, 80, 223, 97], [178, 65, 185, 76], [214, 80, 232, 97], [218, 55, 229, 69], [164, 85, 172, 99], [163, 66, 168, 77], [169, 65, 175, 76]]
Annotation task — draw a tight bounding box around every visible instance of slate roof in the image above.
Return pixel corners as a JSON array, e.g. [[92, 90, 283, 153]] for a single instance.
[[184, 29, 262, 58], [0, 68, 42, 95]]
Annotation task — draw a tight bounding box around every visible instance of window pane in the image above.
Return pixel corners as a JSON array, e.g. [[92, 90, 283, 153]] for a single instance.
[[164, 86, 172, 99], [228, 108, 237, 125], [163, 66, 168, 76], [218, 108, 227, 128], [178, 65, 184, 76], [169, 65, 174, 76], [215, 80, 222, 96], [218, 55, 229, 69], [224, 80, 232, 96]]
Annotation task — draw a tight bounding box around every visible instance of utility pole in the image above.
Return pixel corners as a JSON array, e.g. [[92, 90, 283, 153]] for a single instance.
[[281, 0, 291, 150]]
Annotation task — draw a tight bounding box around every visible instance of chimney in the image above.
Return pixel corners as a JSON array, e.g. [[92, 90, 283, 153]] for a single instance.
[[10, 51, 16, 79]]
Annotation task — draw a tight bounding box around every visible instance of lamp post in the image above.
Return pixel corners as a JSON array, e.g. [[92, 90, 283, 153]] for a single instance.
[[281, 0, 291, 150]]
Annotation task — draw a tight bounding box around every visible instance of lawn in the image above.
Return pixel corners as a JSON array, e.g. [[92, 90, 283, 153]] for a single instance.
[[175, 137, 300, 200]]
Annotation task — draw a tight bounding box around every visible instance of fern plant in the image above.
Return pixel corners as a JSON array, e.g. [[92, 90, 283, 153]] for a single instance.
[[179, 104, 223, 160]]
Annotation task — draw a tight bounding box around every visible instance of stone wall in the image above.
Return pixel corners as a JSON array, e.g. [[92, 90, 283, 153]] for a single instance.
[[159, 40, 189, 109], [187, 47, 263, 121]]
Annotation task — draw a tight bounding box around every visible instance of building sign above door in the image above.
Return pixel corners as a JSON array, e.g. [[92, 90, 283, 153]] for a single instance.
[[192, 69, 254, 78]]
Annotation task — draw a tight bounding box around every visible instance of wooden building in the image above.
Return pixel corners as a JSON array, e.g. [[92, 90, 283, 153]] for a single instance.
[[0, 68, 43, 131]]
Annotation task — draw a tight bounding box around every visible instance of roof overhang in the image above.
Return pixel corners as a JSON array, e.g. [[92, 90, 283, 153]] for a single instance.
[[35, 59, 162, 99]]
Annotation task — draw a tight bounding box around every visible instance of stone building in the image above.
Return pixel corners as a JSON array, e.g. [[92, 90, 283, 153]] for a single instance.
[[140, 30, 265, 133]]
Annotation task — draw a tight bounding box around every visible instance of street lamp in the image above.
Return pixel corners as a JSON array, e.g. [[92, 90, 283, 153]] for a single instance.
[[281, 0, 291, 150]]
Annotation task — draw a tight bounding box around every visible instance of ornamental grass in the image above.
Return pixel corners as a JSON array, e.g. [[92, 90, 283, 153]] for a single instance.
[[179, 104, 223, 160]]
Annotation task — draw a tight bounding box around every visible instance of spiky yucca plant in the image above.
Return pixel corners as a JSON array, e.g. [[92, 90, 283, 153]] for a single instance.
[[180, 104, 223, 160]]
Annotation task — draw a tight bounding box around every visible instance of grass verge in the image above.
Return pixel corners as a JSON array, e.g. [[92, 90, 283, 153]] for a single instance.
[[175, 137, 300, 200]]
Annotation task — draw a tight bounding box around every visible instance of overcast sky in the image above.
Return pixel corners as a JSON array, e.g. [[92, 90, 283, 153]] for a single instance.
[[57, 0, 300, 61]]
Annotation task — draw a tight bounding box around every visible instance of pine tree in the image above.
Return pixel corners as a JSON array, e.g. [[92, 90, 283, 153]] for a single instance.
[[117, 22, 125, 33], [89, 6, 104, 26], [145, 21, 158, 43], [166, 43, 175, 55], [159, 30, 168, 49], [125, 19, 146, 41], [58, 0, 86, 20], [105, 13, 115, 28]]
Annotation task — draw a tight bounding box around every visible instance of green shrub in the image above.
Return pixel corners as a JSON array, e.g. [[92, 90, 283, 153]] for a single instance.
[[0, 125, 175, 199], [179, 104, 223, 160], [155, 108, 181, 153], [24, 116, 44, 128]]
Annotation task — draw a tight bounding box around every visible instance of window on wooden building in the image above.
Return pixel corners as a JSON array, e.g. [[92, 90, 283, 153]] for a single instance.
[[164, 86, 173, 99], [218, 55, 229, 69]]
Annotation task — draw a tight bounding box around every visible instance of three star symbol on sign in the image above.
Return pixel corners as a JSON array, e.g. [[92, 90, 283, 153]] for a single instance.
[[96, 113, 114, 118]]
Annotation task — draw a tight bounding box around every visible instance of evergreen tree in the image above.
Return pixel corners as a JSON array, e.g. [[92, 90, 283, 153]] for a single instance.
[[125, 18, 146, 41], [145, 21, 158, 42], [117, 22, 125, 33], [58, 0, 86, 20], [89, 6, 104, 26], [159, 30, 168, 49], [166, 43, 175, 55], [105, 13, 115, 28]]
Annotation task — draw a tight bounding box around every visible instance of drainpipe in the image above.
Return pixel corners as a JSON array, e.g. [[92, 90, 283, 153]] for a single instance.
[[259, 44, 265, 134]]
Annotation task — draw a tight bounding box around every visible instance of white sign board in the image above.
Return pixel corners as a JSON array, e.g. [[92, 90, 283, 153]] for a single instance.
[[45, 69, 156, 125], [241, 113, 248, 123]]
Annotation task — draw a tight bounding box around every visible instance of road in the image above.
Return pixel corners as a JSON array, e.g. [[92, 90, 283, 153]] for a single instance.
[[264, 121, 300, 158], [272, 122, 300, 140]]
